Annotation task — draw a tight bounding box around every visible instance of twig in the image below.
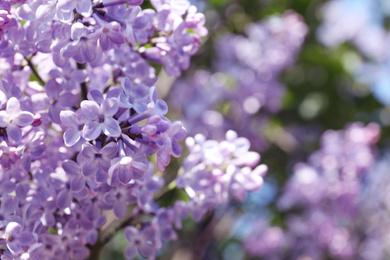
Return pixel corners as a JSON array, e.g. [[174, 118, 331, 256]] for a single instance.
[[77, 63, 88, 100], [25, 57, 45, 86]]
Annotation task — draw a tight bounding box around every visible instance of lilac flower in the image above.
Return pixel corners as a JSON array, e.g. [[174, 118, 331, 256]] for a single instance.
[[177, 130, 267, 220], [3, 222, 35, 255], [20, 131, 46, 171], [80, 98, 121, 140], [45, 79, 78, 124], [60, 110, 88, 147], [0, 1, 213, 259], [124, 226, 157, 260], [119, 77, 149, 112], [94, 20, 126, 51], [0, 3, 17, 41], [0, 97, 34, 144], [56, 0, 93, 22], [107, 140, 148, 185], [60, 22, 99, 64]]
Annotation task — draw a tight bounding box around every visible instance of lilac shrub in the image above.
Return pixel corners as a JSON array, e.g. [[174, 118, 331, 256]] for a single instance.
[[168, 11, 308, 150], [244, 122, 381, 259], [0, 1, 266, 259]]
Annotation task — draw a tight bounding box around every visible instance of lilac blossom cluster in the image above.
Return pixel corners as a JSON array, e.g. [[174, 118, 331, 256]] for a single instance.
[[177, 130, 268, 221], [168, 11, 307, 149], [317, 0, 390, 106], [244, 122, 381, 259], [0, 0, 268, 259]]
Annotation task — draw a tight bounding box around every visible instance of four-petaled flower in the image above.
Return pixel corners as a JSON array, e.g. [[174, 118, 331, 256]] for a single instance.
[[80, 98, 121, 140], [0, 97, 34, 144]]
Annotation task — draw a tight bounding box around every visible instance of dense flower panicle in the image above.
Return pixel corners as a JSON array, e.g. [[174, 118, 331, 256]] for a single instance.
[[0, 0, 210, 259], [176, 130, 267, 221], [357, 154, 390, 259], [243, 123, 381, 260], [168, 11, 307, 149]]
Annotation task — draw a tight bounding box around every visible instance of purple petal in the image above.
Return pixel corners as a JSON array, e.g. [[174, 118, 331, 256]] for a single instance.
[[7, 124, 22, 144], [80, 100, 100, 120], [134, 16, 148, 30], [71, 176, 85, 192], [125, 26, 136, 46], [134, 85, 149, 99], [6, 97, 20, 115], [83, 121, 101, 140], [155, 99, 168, 115], [14, 111, 34, 127], [57, 92, 78, 107], [124, 226, 138, 241], [102, 118, 121, 137], [36, 39, 53, 53], [125, 245, 137, 260], [61, 41, 81, 58], [81, 43, 97, 62], [2, 196, 18, 214], [48, 104, 62, 124], [22, 152, 31, 171], [82, 162, 99, 177], [0, 111, 9, 127], [45, 79, 61, 99], [113, 201, 127, 218], [15, 4, 35, 21], [81, 144, 97, 159], [139, 242, 155, 258], [102, 98, 118, 117], [108, 31, 125, 45], [76, 0, 92, 17], [87, 90, 104, 104], [96, 168, 108, 183], [99, 34, 109, 51], [64, 128, 81, 146], [62, 160, 80, 176], [16, 231, 35, 245], [56, 189, 72, 209], [171, 141, 182, 157], [7, 241, 22, 254], [101, 142, 118, 159], [60, 111, 80, 128], [35, 3, 56, 24], [118, 166, 132, 184], [122, 78, 133, 95], [71, 22, 89, 40]]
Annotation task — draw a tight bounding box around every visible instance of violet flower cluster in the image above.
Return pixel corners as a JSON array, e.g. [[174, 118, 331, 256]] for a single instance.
[[0, 1, 268, 259], [244, 122, 381, 259], [168, 11, 307, 149], [176, 130, 268, 222]]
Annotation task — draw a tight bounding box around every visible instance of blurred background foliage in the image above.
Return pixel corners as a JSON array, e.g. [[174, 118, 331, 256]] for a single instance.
[[106, 0, 389, 259]]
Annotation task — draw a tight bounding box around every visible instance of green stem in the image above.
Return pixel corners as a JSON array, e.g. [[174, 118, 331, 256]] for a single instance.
[[25, 57, 45, 86]]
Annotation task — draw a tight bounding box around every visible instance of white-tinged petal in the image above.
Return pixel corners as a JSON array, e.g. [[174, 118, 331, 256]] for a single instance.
[[60, 110, 80, 128], [83, 121, 101, 140], [0, 110, 9, 127], [80, 100, 100, 120], [13, 111, 34, 127], [102, 117, 121, 137], [64, 128, 81, 147], [102, 98, 118, 117], [6, 97, 20, 116]]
